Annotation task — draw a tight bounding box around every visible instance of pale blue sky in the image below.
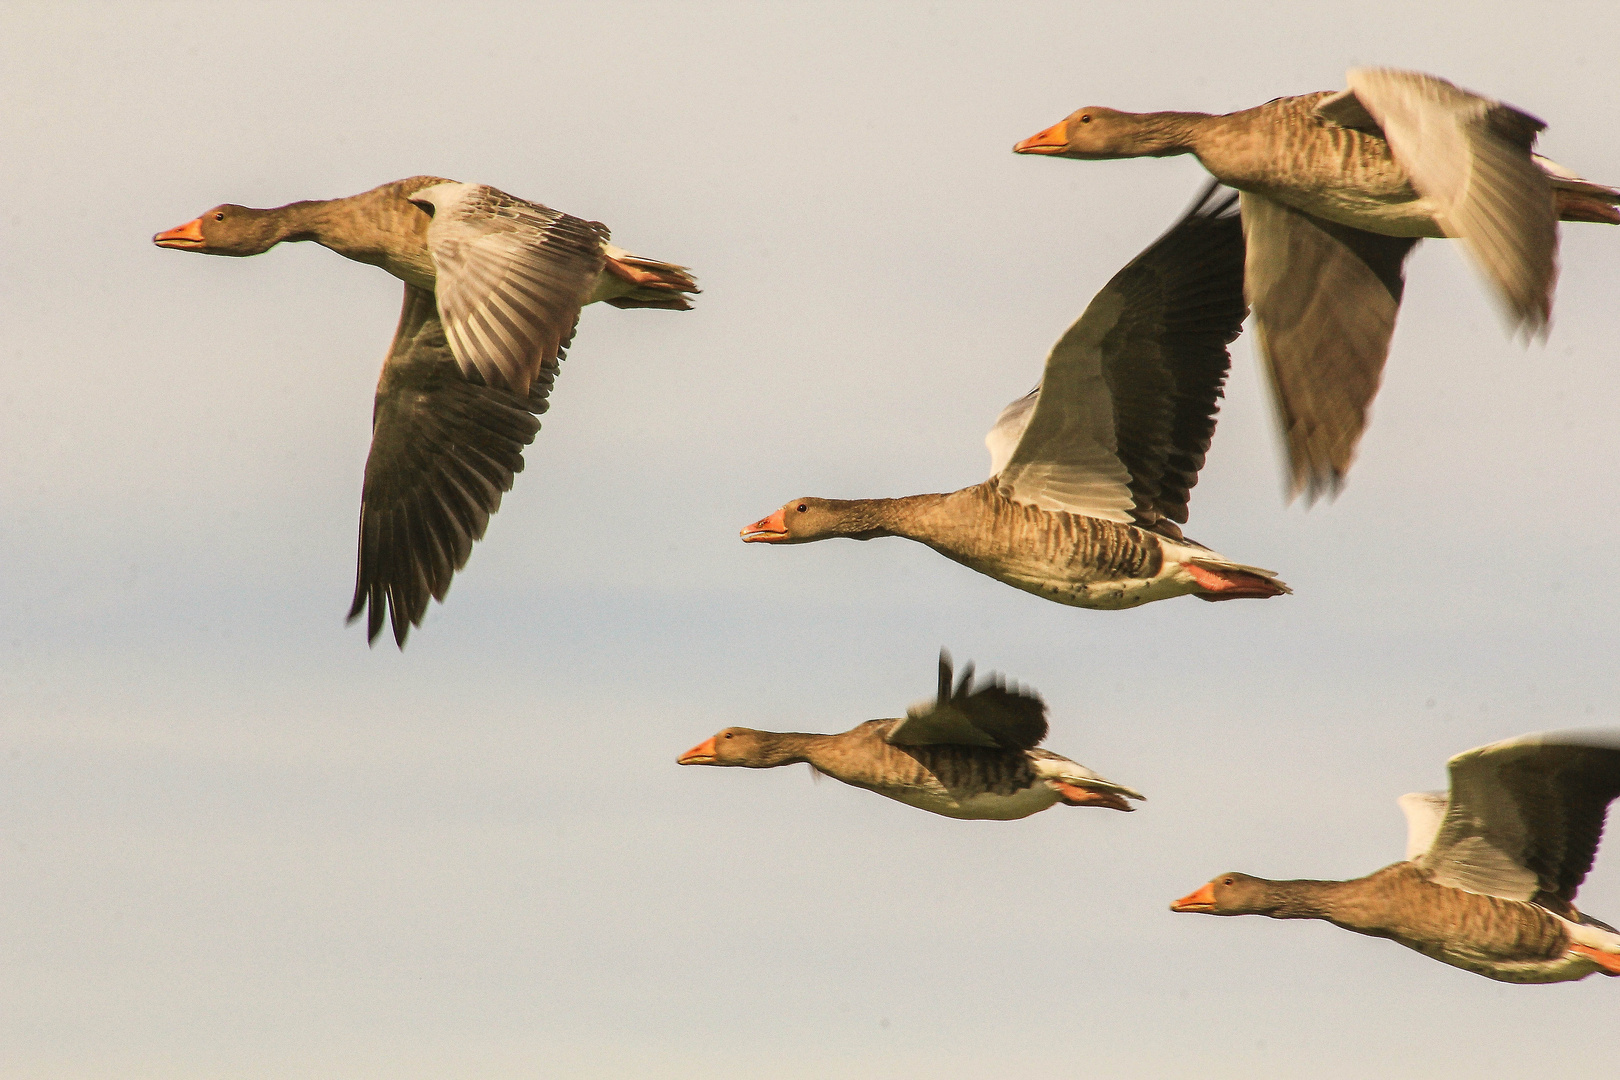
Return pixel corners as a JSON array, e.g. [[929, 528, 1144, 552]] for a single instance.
[[4, 3, 1619, 1077]]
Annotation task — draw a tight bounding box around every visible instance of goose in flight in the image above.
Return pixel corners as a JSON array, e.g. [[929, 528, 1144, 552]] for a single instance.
[[155, 177, 697, 646], [678, 651, 1144, 820], [1015, 68, 1620, 498], [741, 185, 1287, 609], [1171, 730, 1620, 983]]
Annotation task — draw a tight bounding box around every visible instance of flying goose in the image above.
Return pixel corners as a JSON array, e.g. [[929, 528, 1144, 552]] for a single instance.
[[1015, 68, 1620, 498], [678, 652, 1143, 820], [154, 177, 697, 646], [1171, 730, 1620, 983], [741, 185, 1287, 609]]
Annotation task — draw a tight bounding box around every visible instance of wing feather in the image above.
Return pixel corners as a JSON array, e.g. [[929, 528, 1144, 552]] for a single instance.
[[346, 284, 556, 647], [990, 184, 1246, 530], [1420, 730, 1620, 912], [1345, 67, 1555, 331]]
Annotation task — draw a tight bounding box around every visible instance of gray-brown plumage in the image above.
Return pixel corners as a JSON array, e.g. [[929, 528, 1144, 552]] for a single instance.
[[1172, 730, 1620, 983], [677, 652, 1143, 820], [742, 186, 1289, 610], [1016, 67, 1620, 499], [154, 177, 697, 646]]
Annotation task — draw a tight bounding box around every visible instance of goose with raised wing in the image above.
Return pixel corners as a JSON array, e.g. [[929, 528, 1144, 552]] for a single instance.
[[1015, 68, 1620, 498], [678, 652, 1143, 820], [155, 177, 697, 646], [741, 185, 1287, 609], [1171, 730, 1620, 983]]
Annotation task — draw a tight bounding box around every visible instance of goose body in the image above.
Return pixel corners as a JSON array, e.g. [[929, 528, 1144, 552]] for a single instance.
[[1016, 68, 1620, 498], [742, 187, 1287, 609], [678, 654, 1144, 820], [154, 177, 697, 646], [1172, 730, 1620, 983]]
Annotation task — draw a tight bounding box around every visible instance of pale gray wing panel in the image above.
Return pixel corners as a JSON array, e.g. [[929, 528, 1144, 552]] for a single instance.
[[1312, 87, 1383, 134], [992, 288, 1136, 521], [985, 389, 1037, 478], [1241, 191, 1418, 501], [1398, 791, 1450, 861], [1422, 730, 1620, 908], [347, 285, 555, 647], [425, 184, 607, 394], [1346, 67, 1555, 331], [887, 652, 1048, 751]]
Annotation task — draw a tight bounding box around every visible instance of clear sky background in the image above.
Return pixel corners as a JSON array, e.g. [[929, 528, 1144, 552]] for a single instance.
[[4, 3, 1619, 1077]]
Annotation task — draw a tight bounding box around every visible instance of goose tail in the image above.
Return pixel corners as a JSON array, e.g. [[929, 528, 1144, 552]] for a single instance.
[[599, 244, 701, 309]]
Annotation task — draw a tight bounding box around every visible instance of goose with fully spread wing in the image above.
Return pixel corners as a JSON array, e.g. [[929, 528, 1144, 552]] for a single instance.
[[741, 185, 1287, 608], [678, 652, 1143, 820], [1171, 730, 1620, 983], [1015, 68, 1620, 498], [154, 177, 697, 647]]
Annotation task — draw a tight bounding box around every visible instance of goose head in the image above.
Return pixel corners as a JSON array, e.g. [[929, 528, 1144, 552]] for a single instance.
[[153, 204, 285, 256], [739, 498, 885, 543], [1014, 107, 1152, 159], [1170, 872, 1274, 915], [678, 727, 794, 768]]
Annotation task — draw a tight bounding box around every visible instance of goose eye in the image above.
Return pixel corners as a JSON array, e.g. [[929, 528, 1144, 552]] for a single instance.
[[723, 732, 734, 739], [213, 212, 225, 221], [1079, 114, 1092, 123], [1221, 877, 1233, 886], [796, 504, 807, 512]]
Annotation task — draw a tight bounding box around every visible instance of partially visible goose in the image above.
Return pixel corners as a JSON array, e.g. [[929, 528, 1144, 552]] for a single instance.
[[1015, 68, 1620, 498], [1171, 730, 1620, 983], [154, 177, 697, 646], [678, 652, 1143, 820], [741, 185, 1287, 609]]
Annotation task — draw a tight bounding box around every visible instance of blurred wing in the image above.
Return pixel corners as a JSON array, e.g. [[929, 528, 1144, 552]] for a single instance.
[[428, 184, 607, 394], [993, 184, 1246, 530], [985, 389, 1037, 478], [1421, 730, 1620, 911], [1345, 67, 1555, 330], [887, 652, 1048, 751], [1398, 791, 1449, 861], [347, 284, 560, 647], [1241, 191, 1418, 501]]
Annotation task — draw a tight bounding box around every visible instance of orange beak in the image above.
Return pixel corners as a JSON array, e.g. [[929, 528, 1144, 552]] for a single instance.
[[1170, 882, 1217, 913], [740, 508, 788, 543], [1014, 121, 1069, 155], [678, 736, 718, 765], [153, 217, 207, 249]]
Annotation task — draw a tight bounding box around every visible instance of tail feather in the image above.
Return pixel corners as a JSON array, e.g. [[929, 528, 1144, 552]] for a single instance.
[[601, 248, 700, 309], [1186, 558, 1292, 601]]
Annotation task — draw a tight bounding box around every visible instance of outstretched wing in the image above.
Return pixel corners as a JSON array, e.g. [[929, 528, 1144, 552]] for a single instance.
[[1241, 191, 1419, 501], [418, 182, 607, 394], [1344, 67, 1555, 331], [990, 184, 1247, 532], [347, 284, 563, 647], [1420, 730, 1620, 914], [886, 651, 1048, 751]]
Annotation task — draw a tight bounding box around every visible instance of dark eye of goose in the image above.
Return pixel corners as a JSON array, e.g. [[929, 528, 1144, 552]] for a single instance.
[[724, 732, 734, 739], [214, 212, 224, 220], [1221, 877, 1234, 886], [1079, 114, 1092, 123], [796, 504, 807, 512]]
